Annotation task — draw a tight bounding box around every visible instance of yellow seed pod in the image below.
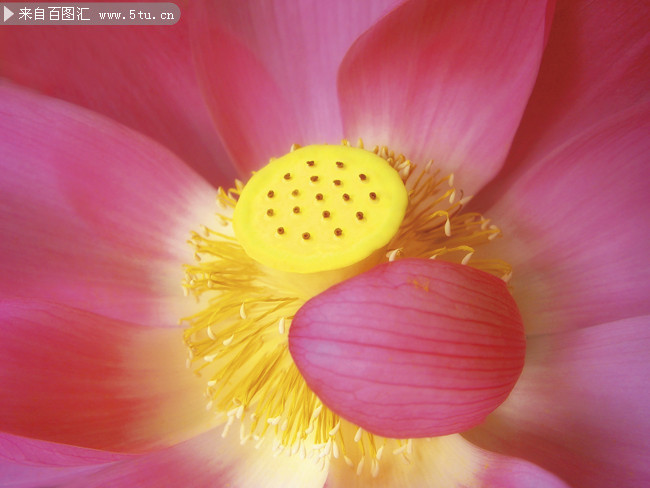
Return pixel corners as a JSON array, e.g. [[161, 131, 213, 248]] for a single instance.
[[233, 144, 408, 273]]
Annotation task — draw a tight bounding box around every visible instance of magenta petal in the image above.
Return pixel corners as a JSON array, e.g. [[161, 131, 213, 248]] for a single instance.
[[0, 461, 108, 488], [61, 428, 327, 488], [0, 82, 215, 326], [0, 299, 212, 453], [0, 433, 125, 467], [190, 15, 297, 175], [479, 103, 650, 335], [289, 259, 525, 438], [0, 434, 126, 488], [325, 435, 569, 487], [0, 17, 234, 185], [338, 0, 553, 195], [474, 449, 571, 488], [190, 0, 402, 173], [490, 0, 650, 182], [465, 316, 650, 488]]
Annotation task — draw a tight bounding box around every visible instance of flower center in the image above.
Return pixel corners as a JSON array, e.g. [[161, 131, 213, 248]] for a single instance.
[[233, 144, 408, 273], [182, 140, 512, 477]]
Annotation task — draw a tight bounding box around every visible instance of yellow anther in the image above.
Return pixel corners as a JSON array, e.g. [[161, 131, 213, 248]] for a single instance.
[[233, 144, 408, 273]]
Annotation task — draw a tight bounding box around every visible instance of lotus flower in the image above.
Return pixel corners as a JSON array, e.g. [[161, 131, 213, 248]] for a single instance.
[[1, 0, 648, 487]]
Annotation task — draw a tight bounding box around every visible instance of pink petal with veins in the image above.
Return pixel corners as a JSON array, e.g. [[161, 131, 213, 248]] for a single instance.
[[290, 259, 525, 438], [465, 315, 650, 488], [0, 82, 215, 326], [0, 299, 213, 453], [325, 434, 569, 487], [0, 16, 234, 186], [478, 102, 650, 335], [0, 434, 127, 488], [190, 0, 403, 173], [338, 0, 554, 195], [62, 428, 327, 488], [477, 0, 650, 190]]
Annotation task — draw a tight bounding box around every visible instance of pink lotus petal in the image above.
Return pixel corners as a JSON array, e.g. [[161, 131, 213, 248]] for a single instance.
[[0, 81, 216, 326], [465, 315, 650, 488], [0, 433, 126, 467], [477, 453, 571, 488], [0, 461, 110, 488], [324, 434, 569, 487], [478, 102, 650, 335], [0, 299, 213, 453], [0, 434, 127, 488], [289, 259, 525, 438], [338, 0, 553, 195], [190, 0, 402, 173], [480, 0, 650, 188], [61, 428, 328, 488], [0, 16, 234, 186]]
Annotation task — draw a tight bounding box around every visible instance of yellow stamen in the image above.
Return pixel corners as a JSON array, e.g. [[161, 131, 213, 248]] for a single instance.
[[182, 140, 512, 475]]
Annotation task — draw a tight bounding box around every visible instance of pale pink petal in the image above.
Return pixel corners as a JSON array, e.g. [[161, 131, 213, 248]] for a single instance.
[[0, 81, 216, 326], [325, 434, 569, 487], [0, 462, 108, 488], [0, 17, 234, 185], [465, 316, 650, 488], [190, 0, 403, 173], [0, 434, 127, 488], [479, 102, 649, 334], [290, 259, 525, 438], [62, 428, 328, 488], [476, 452, 571, 488], [0, 434, 126, 466], [0, 299, 214, 453], [478, 0, 650, 189], [338, 0, 553, 195]]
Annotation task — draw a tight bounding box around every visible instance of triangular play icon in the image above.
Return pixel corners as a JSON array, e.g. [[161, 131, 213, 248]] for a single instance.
[[4, 6, 14, 22]]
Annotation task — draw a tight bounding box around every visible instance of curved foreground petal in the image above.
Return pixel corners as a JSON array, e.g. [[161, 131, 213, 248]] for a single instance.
[[0, 299, 213, 453], [190, 0, 402, 174], [61, 428, 328, 488], [0, 434, 127, 488], [290, 259, 525, 439], [0, 18, 234, 186], [325, 434, 569, 487], [0, 81, 216, 326], [465, 315, 650, 488], [338, 0, 553, 195], [479, 102, 650, 335]]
